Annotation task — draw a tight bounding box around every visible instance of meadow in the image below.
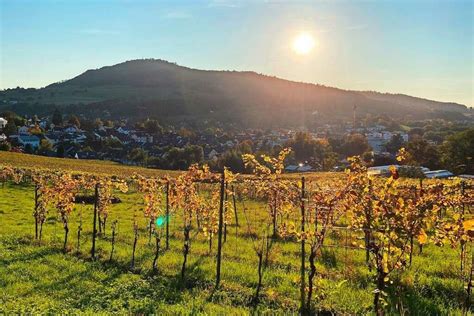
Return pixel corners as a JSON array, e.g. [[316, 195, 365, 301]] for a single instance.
[[0, 174, 472, 315]]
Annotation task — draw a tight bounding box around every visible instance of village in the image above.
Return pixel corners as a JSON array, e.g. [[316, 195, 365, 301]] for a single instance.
[[1, 111, 464, 179]]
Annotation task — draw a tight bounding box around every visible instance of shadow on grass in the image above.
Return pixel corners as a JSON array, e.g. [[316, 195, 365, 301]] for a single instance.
[[0, 243, 63, 266], [386, 276, 468, 315]]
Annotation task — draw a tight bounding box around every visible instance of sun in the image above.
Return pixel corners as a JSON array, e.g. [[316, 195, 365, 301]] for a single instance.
[[292, 32, 316, 55]]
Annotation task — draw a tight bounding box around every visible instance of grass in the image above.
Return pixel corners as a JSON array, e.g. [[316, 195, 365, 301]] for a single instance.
[[0, 181, 472, 314], [0, 151, 180, 178], [0, 150, 341, 181]]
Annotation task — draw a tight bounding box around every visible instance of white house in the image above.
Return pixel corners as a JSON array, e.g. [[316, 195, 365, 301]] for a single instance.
[[0, 117, 7, 129], [367, 131, 409, 153], [424, 170, 454, 179], [117, 127, 130, 135], [64, 126, 81, 133], [208, 149, 219, 160]]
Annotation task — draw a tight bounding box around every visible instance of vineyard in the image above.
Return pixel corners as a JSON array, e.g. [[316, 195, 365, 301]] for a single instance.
[[0, 149, 473, 315]]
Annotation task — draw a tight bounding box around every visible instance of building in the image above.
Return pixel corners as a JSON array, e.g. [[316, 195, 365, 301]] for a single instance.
[[0, 117, 8, 129], [285, 164, 314, 173], [367, 131, 409, 154], [18, 135, 40, 149], [424, 170, 454, 179], [18, 126, 30, 135]]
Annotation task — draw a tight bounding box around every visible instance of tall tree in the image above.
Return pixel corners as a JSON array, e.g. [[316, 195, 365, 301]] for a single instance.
[[341, 133, 370, 157], [52, 109, 63, 126], [405, 137, 440, 169], [385, 134, 406, 154], [440, 128, 474, 174], [68, 115, 81, 128]]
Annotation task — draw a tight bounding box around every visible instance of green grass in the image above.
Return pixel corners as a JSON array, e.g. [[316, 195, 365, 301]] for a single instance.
[[0, 150, 341, 181], [0, 151, 181, 178], [0, 182, 472, 314]]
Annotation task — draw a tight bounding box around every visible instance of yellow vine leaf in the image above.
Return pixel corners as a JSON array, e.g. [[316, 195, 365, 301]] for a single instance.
[[418, 229, 428, 245]]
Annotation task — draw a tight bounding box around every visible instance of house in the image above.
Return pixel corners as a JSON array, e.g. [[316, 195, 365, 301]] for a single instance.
[[297, 164, 314, 172], [44, 132, 62, 145], [208, 149, 219, 160], [0, 117, 7, 129], [117, 127, 130, 135], [18, 135, 40, 148], [367, 165, 400, 176], [285, 165, 299, 172], [368, 165, 430, 177], [285, 164, 314, 173], [424, 170, 454, 179], [131, 132, 153, 144], [18, 126, 30, 135], [64, 125, 81, 133]]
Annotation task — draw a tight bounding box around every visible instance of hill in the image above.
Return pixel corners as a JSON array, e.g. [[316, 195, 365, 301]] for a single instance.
[[1, 59, 470, 127]]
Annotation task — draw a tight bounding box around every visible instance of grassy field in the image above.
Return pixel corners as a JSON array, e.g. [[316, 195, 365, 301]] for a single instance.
[[0, 151, 340, 181], [0, 178, 471, 314], [0, 151, 180, 178]]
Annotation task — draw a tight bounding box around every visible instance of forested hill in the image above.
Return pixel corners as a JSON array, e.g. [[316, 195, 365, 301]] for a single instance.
[[1, 59, 470, 127]]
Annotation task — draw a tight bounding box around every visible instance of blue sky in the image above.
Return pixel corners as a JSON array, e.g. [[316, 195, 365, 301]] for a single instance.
[[1, 0, 472, 106]]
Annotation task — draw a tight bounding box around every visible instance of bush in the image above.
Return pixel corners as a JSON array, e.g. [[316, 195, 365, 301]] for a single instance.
[[399, 166, 425, 178], [0, 142, 11, 151]]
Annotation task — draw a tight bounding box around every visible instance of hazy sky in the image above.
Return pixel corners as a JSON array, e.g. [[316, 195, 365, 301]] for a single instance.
[[1, 0, 473, 106]]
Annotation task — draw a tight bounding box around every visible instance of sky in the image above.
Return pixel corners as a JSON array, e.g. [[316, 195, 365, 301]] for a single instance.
[[1, 0, 473, 106]]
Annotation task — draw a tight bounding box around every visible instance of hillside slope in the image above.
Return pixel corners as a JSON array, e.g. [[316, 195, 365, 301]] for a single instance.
[[1, 59, 469, 126]]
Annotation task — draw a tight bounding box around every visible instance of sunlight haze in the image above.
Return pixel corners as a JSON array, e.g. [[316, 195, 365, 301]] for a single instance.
[[1, 0, 473, 106]]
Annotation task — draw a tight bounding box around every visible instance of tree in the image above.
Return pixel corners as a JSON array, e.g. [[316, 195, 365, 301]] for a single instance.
[[56, 145, 65, 158], [440, 128, 474, 174], [79, 118, 95, 131], [0, 142, 11, 151], [341, 133, 370, 157], [405, 137, 440, 169], [3, 121, 17, 137], [24, 144, 34, 154], [128, 148, 148, 166], [216, 150, 246, 172], [385, 134, 406, 154], [144, 119, 163, 135], [93, 118, 103, 129], [52, 108, 63, 126], [68, 115, 80, 128], [287, 132, 337, 170], [287, 131, 314, 162], [162, 145, 204, 170], [38, 139, 53, 154]]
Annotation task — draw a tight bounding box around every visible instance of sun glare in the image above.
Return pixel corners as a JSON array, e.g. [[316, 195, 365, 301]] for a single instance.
[[292, 32, 316, 55]]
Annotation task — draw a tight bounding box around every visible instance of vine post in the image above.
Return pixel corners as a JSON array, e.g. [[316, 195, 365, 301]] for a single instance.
[[34, 184, 39, 240], [224, 181, 228, 243], [109, 220, 117, 262], [460, 181, 466, 272], [91, 183, 99, 260], [232, 185, 239, 229], [300, 176, 306, 314], [166, 180, 170, 250], [215, 170, 225, 288]]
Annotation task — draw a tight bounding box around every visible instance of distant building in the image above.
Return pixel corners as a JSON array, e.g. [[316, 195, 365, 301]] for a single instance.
[[208, 149, 219, 160], [18, 135, 40, 148], [367, 131, 408, 153], [285, 164, 314, 173], [18, 126, 30, 135], [0, 117, 8, 129], [424, 170, 454, 179]]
